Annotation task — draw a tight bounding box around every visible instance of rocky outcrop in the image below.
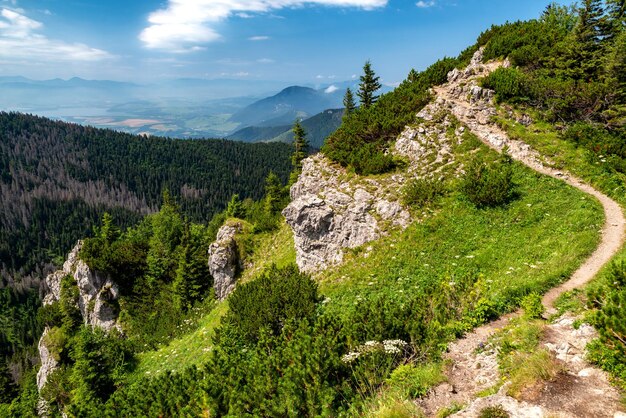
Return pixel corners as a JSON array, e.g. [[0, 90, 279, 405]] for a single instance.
[[37, 241, 121, 391], [208, 221, 243, 300], [43, 241, 121, 332], [283, 155, 411, 273], [36, 327, 58, 392]]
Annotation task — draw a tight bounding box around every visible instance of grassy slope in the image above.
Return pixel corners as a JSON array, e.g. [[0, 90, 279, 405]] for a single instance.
[[496, 108, 626, 288], [128, 122, 604, 393], [129, 221, 296, 379], [320, 138, 603, 331]]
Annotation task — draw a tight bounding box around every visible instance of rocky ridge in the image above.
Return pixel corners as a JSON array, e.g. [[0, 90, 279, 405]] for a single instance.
[[284, 93, 475, 273], [37, 241, 121, 391]]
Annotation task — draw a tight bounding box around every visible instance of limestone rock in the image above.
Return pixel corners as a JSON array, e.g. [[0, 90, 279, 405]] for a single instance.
[[42, 241, 121, 333], [36, 327, 58, 391], [283, 154, 411, 273], [208, 222, 243, 300], [37, 241, 122, 394]]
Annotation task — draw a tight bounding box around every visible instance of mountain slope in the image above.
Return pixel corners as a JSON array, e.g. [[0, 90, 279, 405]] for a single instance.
[[229, 86, 342, 127], [227, 108, 344, 149]]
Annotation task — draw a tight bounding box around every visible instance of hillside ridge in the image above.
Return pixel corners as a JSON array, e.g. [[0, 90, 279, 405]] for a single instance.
[[417, 47, 626, 417]]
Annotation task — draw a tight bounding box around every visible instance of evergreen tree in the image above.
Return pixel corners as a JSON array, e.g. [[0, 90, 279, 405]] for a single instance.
[[264, 171, 284, 215], [173, 222, 209, 311], [357, 60, 382, 108], [289, 121, 309, 184], [98, 212, 120, 244], [342, 88, 356, 116], [226, 194, 245, 219], [604, 0, 625, 39], [0, 358, 15, 403], [567, 0, 606, 79], [407, 69, 420, 83]]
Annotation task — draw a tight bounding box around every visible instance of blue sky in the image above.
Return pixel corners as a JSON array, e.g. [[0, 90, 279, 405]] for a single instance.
[[0, 0, 561, 85]]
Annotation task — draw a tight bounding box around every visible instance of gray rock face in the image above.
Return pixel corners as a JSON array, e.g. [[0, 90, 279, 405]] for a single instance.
[[208, 222, 243, 300], [38, 241, 122, 392], [283, 155, 411, 273], [36, 327, 58, 391], [43, 241, 121, 332]]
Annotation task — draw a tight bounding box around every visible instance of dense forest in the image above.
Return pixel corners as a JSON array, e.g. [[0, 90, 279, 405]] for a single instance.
[[0, 112, 292, 285], [2, 0, 626, 416], [0, 112, 293, 410]]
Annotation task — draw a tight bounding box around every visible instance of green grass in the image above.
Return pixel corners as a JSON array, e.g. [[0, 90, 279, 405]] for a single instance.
[[494, 109, 626, 206], [320, 153, 603, 318], [129, 302, 227, 380]]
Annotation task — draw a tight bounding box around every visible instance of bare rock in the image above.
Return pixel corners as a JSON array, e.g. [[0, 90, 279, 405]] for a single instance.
[[37, 241, 122, 395], [36, 327, 58, 391], [284, 154, 411, 273], [208, 221, 243, 300]]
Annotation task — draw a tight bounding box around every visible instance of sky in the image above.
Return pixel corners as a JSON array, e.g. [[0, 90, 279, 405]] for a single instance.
[[0, 0, 563, 86]]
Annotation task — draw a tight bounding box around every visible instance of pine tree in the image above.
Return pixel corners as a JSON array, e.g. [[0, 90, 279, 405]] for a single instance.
[[264, 171, 284, 215], [342, 88, 356, 116], [173, 222, 209, 311], [563, 0, 606, 80], [226, 194, 245, 219], [357, 60, 382, 108], [289, 121, 309, 184], [605, 0, 625, 39]]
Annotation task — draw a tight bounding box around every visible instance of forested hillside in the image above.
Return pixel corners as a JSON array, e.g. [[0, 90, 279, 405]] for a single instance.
[[0, 112, 292, 284]]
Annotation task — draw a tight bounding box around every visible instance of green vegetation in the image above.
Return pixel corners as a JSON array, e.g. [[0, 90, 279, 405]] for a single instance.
[[479, 405, 510, 418], [323, 54, 470, 175], [357, 60, 383, 109], [402, 177, 446, 208], [491, 319, 561, 399], [461, 152, 515, 208], [289, 120, 310, 185], [587, 261, 626, 389], [0, 112, 292, 282], [3, 1, 625, 414], [344, 87, 357, 116]]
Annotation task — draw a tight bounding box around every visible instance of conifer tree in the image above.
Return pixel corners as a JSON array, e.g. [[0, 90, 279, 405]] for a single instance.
[[342, 87, 356, 116], [564, 0, 606, 79], [605, 0, 626, 39], [264, 171, 284, 215], [289, 121, 309, 184], [357, 60, 382, 108], [226, 194, 245, 219], [173, 221, 208, 311]]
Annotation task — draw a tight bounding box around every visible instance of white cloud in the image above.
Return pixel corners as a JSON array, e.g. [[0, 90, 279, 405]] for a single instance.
[[257, 58, 275, 64], [0, 8, 112, 62], [220, 71, 250, 77], [416, 1, 435, 8], [140, 0, 388, 51], [324, 85, 338, 93], [315, 74, 324, 79], [248, 35, 269, 41]]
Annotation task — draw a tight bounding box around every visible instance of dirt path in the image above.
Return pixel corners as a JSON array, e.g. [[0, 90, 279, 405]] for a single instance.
[[416, 49, 626, 417], [432, 52, 626, 313]]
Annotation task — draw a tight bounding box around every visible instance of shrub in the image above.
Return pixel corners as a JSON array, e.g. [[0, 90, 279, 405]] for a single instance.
[[402, 177, 446, 207], [386, 363, 446, 399], [482, 67, 528, 102], [461, 153, 515, 208], [587, 261, 626, 387], [479, 405, 510, 418], [219, 264, 319, 345], [520, 293, 545, 319]]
